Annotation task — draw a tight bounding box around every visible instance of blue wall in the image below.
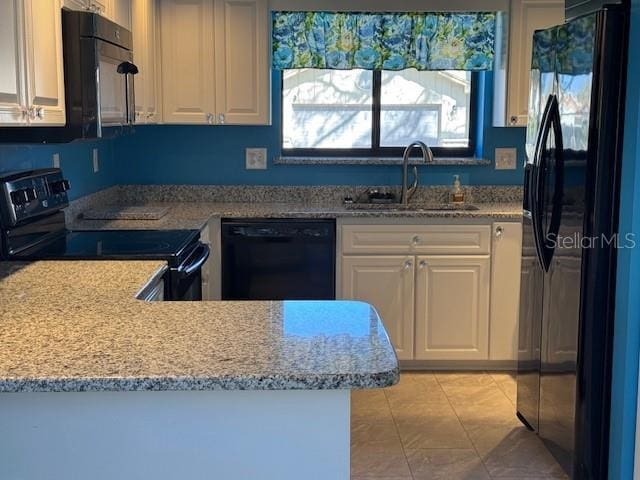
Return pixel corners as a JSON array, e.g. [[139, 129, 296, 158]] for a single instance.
[[0, 138, 118, 200], [0, 72, 525, 193], [114, 71, 526, 187], [610, 0, 640, 477]]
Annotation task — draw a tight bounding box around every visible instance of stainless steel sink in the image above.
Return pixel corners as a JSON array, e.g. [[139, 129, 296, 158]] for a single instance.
[[343, 202, 480, 211]]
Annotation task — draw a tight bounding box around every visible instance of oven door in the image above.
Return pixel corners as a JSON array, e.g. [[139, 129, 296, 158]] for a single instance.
[[96, 39, 136, 129], [167, 243, 210, 301]]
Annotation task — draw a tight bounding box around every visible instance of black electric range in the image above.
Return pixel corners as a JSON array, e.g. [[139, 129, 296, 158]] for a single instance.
[[0, 169, 209, 300]]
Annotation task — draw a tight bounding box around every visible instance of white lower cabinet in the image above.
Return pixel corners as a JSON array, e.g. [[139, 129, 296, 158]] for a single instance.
[[414, 255, 490, 361], [341, 255, 415, 360], [339, 221, 522, 365]]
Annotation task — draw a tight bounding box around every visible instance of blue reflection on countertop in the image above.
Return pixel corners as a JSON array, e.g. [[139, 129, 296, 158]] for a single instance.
[[283, 301, 375, 338]]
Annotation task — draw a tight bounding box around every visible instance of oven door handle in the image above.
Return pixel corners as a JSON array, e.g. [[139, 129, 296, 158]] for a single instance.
[[177, 243, 210, 276]]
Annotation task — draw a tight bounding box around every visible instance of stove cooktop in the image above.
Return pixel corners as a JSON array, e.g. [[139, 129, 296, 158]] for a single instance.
[[17, 229, 200, 265]]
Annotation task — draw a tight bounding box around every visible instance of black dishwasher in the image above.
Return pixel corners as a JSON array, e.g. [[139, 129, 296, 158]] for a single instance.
[[221, 219, 336, 300]]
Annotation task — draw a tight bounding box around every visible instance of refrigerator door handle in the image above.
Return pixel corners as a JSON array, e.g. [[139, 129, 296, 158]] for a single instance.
[[532, 94, 563, 272], [544, 97, 564, 256], [530, 95, 553, 271]]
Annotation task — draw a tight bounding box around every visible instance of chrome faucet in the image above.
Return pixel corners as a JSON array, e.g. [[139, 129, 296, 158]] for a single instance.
[[401, 141, 434, 205]]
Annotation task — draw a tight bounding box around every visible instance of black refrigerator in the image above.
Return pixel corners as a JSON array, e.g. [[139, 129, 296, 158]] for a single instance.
[[516, 4, 629, 480]]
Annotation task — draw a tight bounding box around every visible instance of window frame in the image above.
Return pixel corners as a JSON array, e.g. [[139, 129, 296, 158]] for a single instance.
[[280, 70, 480, 158]]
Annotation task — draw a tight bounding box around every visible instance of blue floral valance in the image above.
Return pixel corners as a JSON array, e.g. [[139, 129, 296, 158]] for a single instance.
[[532, 14, 595, 75], [272, 12, 496, 71]]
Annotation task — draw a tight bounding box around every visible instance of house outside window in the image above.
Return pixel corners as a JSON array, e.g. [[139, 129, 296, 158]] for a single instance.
[[281, 68, 478, 158]]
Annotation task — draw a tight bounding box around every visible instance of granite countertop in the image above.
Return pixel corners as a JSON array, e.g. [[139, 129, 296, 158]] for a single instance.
[[0, 261, 399, 393], [69, 201, 523, 231]]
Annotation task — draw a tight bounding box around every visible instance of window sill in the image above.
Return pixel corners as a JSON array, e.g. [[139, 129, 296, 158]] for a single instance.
[[274, 156, 492, 166]]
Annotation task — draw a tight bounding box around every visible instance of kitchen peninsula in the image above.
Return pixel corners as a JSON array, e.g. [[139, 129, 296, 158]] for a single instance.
[[0, 261, 398, 480]]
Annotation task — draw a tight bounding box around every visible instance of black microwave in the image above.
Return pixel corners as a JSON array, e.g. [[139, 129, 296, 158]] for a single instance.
[[0, 9, 137, 143]]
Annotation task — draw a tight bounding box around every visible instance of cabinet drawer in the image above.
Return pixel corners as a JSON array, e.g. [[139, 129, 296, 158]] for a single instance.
[[341, 224, 491, 255]]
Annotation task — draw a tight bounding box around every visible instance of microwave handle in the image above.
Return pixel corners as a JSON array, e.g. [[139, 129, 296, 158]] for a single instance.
[[117, 62, 138, 125]]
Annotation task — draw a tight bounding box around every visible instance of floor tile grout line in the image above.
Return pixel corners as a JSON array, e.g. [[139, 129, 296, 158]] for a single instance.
[[383, 378, 417, 480], [433, 370, 496, 479]]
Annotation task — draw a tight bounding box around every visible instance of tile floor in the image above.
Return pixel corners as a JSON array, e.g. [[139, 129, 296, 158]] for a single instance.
[[351, 371, 568, 480]]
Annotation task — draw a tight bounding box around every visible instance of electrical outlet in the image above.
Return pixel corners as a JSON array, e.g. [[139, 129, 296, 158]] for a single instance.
[[245, 148, 267, 170], [52, 153, 60, 169], [92, 148, 99, 173], [495, 147, 517, 170]]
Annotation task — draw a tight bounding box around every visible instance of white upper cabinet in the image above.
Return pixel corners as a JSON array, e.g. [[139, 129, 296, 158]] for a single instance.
[[23, 0, 66, 125], [159, 0, 216, 123], [63, 0, 131, 29], [106, 0, 132, 29], [158, 0, 270, 125], [494, 0, 564, 127], [0, 0, 65, 126], [0, 0, 26, 125], [214, 0, 269, 125], [132, 0, 158, 123]]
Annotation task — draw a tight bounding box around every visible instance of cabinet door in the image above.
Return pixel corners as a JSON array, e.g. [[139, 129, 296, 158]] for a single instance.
[[214, 0, 269, 125], [341, 256, 415, 360], [415, 256, 490, 361], [144, 0, 158, 122], [132, 0, 157, 123], [159, 0, 215, 124], [23, 0, 66, 125], [489, 222, 523, 361], [0, 0, 27, 125], [62, 0, 90, 10], [106, 0, 131, 29], [506, 0, 564, 126]]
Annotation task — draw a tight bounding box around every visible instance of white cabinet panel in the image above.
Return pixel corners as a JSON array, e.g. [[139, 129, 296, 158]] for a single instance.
[[341, 224, 491, 255], [23, 0, 66, 125], [414, 255, 490, 361], [1, 0, 65, 126], [159, 0, 216, 124], [132, 0, 158, 123], [341, 255, 415, 360], [0, 0, 26, 125], [494, 0, 564, 127], [489, 222, 523, 361], [214, 0, 269, 125], [106, 0, 131, 29]]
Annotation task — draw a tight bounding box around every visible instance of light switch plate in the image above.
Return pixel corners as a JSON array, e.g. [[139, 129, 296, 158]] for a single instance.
[[495, 148, 517, 170], [92, 148, 99, 173], [246, 148, 267, 170], [52, 153, 60, 169]]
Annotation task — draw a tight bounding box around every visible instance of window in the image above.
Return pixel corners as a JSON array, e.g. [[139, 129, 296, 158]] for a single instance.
[[282, 69, 478, 157]]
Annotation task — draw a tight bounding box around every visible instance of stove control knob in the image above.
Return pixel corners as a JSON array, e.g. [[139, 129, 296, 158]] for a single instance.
[[10, 188, 36, 205], [50, 179, 70, 194], [25, 188, 37, 202]]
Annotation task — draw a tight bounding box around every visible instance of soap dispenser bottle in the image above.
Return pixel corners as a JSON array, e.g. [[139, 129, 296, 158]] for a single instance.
[[450, 175, 465, 204]]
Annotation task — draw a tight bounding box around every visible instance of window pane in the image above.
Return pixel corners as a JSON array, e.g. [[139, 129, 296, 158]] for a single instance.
[[380, 70, 472, 148], [282, 69, 373, 149]]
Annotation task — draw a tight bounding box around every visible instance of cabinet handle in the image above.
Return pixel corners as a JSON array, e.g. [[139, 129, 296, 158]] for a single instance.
[[35, 107, 44, 119], [419, 260, 427, 269], [495, 225, 504, 238], [146, 113, 154, 119], [404, 259, 413, 270], [411, 235, 420, 246], [206, 113, 214, 124], [218, 113, 225, 124], [509, 116, 518, 125], [20, 106, 29, 119]]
